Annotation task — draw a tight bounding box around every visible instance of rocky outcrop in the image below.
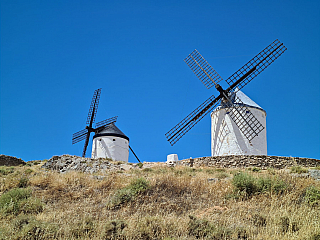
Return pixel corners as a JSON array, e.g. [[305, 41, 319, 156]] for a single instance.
[[0, 155, 26, 166], [180, 155, 320, 169], [41, 155, 139, 173]]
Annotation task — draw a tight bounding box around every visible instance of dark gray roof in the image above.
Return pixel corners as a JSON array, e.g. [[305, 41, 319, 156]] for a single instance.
[[93, 123, 129, 141]]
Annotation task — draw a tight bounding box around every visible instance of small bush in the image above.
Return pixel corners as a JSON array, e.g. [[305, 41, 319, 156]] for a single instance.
[[71, 218, 95, 238], [110, 178, 149, 207], [232, 172, 288, 198], [17, 176, 29, 188], [24, 168, 33, 174], [136, 163, 143, 168], [216, 172, 229, 179], [232, 172, 258, 197], [188, 215, 230, 239], [0, 188, 43, 215], [0, 167, 15, 175], [103, 220, 127, 239], [142, 168, 153, 172], [305, 186, 320, 206], [291, 166, 308, 174], [188, 215, 215, 238]]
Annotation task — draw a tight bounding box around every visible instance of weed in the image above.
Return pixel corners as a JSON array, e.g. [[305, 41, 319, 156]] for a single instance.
[[188, 215, 215, 238], [232, 172, 288, 198], [103, 220, 127, 239], [0, 188, 43, 215], [17, 176, 29, 188], [26, 162, 32, 167], [142, 168, 153, 172], [136, 162, 143, 168], [71, 217, 95, 238], [252, 213, 267, 227], [110, 178, 149, 207], [24, 168, 33, 174], [291, 166, 308, 174], [305, 186, 320, 206], [251, 167, 261, 172], [0, 167, 15, 175], [232, 172, 258, 197], [267, 168, 276, 175], [216, 172, 229, 179]]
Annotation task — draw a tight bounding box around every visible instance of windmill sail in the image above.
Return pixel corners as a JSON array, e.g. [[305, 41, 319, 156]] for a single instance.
[[166, 40, 287, 145]]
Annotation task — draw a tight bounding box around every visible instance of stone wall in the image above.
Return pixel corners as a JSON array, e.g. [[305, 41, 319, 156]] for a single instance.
[[179, 155, 320, 169], [0, 155, 26, 166]]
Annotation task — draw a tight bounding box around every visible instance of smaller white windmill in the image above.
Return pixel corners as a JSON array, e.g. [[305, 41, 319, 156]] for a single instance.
[[72, 88, 141, 163], [91, 122, 130, 162], [211, 89, 267, 156]]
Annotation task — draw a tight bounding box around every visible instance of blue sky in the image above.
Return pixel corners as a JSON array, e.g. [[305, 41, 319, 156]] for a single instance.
[[1, 0, 319, 162]]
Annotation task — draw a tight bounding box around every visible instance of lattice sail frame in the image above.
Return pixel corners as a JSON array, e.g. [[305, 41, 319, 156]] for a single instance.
[[226, 39, 287, 93], [166, 39, 287, 146], [165, 95, 220, 146], [86, 88, 102, 125], [184, 49, 223, 89]]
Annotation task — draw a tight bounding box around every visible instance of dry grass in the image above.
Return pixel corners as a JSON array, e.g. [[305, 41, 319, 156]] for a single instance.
[[0, 163, 319, 239]]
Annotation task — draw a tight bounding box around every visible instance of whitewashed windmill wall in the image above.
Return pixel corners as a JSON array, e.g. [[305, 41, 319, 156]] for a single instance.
[[91, 123, 129, 162], [211, 90, 267, 156]]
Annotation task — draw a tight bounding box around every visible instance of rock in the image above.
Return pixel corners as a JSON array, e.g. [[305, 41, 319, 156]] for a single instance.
[[309, 169, 320, 180], [0, 155, 26, 166]]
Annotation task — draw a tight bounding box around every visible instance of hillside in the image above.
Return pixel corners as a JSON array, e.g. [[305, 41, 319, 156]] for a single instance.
[[0, 156, 320, 240]]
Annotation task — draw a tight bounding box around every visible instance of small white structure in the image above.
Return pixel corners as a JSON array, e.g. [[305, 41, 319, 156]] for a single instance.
[[211, 90, 267, 156], [91, 123, 129, 162], [167, 154, 178, 167]]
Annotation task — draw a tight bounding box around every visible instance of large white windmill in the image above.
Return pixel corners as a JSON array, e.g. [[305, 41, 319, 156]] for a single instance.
[[211, 89, 267, 156], [166, 40, 287, 156]]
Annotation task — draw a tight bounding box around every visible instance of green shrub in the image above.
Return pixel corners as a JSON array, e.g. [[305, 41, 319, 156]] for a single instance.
[[0, 188, 43, 215], [216, 172, 229, 179], [136, 162, 143, 168], [18, 176, 29, 188], [142, 168, 153, 172], [256, 177, 287, 194], [110, 178, 149, 207], [103, 220, 127, 240], [71, 217, 95, 238], [188, 215, 215, 238], [291, 166, 308, 174], [305, 186, 320, 206], [24, 168, 33, 174], [232, 172, 288, 198], [0, 167, 15, 175], [188, 215, 230, 239], [16, 218, 58, 239], [232, 172, 258, 197], [251, 167, 261, 172]]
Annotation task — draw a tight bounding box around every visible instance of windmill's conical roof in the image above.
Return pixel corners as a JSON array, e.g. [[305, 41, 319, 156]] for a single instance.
[[217, 88, 265, 113], [93, 122, 129, 141]]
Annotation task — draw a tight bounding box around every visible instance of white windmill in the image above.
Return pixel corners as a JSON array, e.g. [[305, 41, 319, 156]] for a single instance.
[[166, 40, 286, 156], [72, 88, 140, 162], [211, 89, 267, 156], [91, 122, 130, 162]]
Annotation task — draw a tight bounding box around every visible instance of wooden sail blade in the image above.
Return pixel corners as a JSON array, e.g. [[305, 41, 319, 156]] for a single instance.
[[226, 39, 287, 93], [184, 49, 223, 89], [165, 94, 221, 146], [86, 88, 102, 125]]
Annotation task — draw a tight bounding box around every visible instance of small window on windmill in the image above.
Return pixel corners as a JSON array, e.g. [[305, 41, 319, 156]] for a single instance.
[[113, 139, 116, 141], [246, 110, 250, 114]]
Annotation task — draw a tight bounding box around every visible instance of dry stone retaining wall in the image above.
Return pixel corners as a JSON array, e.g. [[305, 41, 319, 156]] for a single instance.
[[180, 155, 320, 169]]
